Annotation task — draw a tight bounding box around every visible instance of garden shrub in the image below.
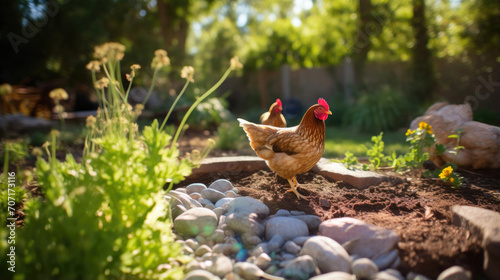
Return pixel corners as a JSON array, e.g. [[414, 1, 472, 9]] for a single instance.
[[343, 86, 411, 133], [3, 42, 243, 279]]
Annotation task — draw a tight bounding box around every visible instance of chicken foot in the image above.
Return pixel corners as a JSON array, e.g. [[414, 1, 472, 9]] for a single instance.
[[286, 176, 307, 199]]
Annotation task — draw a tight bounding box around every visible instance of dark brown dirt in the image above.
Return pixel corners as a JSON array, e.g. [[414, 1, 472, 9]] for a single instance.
[[176, 166, 500, 280]]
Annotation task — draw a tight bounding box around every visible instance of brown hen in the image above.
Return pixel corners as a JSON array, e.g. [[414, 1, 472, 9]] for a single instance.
[[260, 98, 286, 127], [238, 98, 332, 199]]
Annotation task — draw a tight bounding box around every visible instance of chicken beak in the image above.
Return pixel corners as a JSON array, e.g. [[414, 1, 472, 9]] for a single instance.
[[327, 110, 332, 115]]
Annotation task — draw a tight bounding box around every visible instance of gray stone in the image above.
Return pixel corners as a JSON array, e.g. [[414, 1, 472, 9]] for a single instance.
[[207, 255, 233, 277], [215, 197, 234, 208], [254, 253, 272, 270], [223, 272, 243, 280], [300, 236, 351, 273], [186, 183, 207, 195], [376, 269, 404, 280], [213, 207, 227, 220], [251, 243, 270, 256], [373, 270, 404, 280], [170, 190, 203, 209], [283, 241, 301, 255], [436, 266, 471, 280], [182, 269, 220, 280], [266, 217, 309, 241], [185, 238, 199, 250], [452, 205, 500, 280], [210, 229, 226, 244], [309, 271, 354, 280], [352, 258, 378, 279], [195, 244, 212, 257], [275, 209, 291, 216], [205, 204, 215, 210], [189, 192, 202, 201], [319, 217, 399, 259], [209, 179, 234, 193], [268, 234, 285, 252], [280, 252, 296, 261], [226, 212, 265, 236], [292, 215, 322, 232], [174, 208, 218, 238], [292, 236, 311, 246], [202, 188, 227, 204], [312, 158, 387, 189], [199, 198, 215, 207], [283, 255, 318, 280], [225, 197, 270, 218], [185, 260, 204, 272], [212, 243, 242, 256], [241, 232, 263, 247], [225, 190, 237, 198], [176, 188, 187, 193], [290, 210, 306, 216], [233, 262, 283, 280], [407, 272, 432, 280], [171, 204, 187, 221], [372, 249, 399, 270]]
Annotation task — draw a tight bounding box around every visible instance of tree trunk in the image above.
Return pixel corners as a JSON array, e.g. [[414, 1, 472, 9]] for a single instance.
[[411, 0, 435, 103], [353, 0, 374, 89], [157, 0, 189, 70]]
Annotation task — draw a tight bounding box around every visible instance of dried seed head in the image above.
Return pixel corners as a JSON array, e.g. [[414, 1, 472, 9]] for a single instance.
[[49, 88, 69, 101], [230, 56, 243, 70], [181, 66, 195, 82]]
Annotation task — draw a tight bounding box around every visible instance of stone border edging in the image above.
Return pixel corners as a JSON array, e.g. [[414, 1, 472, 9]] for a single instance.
[[190, 156, 388, 189]]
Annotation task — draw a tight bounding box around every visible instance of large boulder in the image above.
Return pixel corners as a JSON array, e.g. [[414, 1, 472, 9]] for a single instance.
[[410, 102, 500, 169]]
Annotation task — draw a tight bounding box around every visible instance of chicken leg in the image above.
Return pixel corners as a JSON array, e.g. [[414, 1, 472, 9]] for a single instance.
[[286, 176, 307, 199]]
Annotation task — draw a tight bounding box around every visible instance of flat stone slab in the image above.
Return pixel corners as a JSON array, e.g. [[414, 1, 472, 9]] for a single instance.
[[451, 205, 500, 280], [191, 156, 269, 176], [190, 157, 387, 189], [312, 158, 387, 189]]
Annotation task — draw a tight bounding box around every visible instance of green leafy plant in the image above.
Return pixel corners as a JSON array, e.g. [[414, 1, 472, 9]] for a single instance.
[[340, 151, 360, 170], [365, 133, 386, 169], [340, 121, 465, 187], [215, 121, 246, 151], [343, 86, 410, 133], [12, 42, 243, 280]]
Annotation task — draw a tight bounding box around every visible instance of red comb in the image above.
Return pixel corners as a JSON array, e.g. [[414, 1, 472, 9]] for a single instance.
[[318, 98, 329, 111], [276, 98, 282, 107]]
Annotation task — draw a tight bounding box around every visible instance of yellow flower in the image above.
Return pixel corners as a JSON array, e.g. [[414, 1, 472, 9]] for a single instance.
[[49, 88, 69, 101], [151, 49, 170, 69], [86, 60, 101, 72], [181, 66, 195, 82], [405, 129, 413, 136], [419, 121, 433, 134], [449, 177, 454, 183], [230, 56, 243, 70], [439, 166, 453, 179], [130, 64, 141, 71]]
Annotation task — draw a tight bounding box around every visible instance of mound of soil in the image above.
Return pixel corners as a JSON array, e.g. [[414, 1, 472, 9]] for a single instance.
[[177, 167, 500, 279]]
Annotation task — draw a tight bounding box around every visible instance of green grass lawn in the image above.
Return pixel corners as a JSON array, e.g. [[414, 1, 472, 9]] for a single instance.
[[324, 126, 410, 158]]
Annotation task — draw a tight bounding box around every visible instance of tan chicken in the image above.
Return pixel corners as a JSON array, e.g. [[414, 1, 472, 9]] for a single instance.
[[260, 98, 286, 127], [238, 98, 332, 199]]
